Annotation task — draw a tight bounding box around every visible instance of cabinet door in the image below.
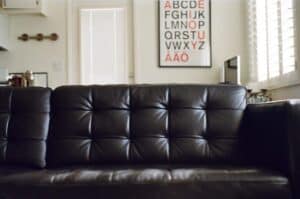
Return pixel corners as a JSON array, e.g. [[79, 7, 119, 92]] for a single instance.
[[2, 0, 39, 9]]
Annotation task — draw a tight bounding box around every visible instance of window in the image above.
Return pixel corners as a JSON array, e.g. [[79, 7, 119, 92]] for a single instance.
[[248, 0, 296, 83]]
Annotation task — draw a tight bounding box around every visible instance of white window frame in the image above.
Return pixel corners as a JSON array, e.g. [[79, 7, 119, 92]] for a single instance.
[[247, 0, 299, 90]]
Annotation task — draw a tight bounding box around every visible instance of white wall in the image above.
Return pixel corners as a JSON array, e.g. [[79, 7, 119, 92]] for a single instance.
[[133, 0, 247, 84], [0, 0, 247, 87], [0, 0, 67, 88], [271, 86, 300, 100]]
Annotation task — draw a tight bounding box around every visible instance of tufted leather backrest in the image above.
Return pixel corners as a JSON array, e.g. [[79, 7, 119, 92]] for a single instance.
[[47, 85, 247, 166], [0, 87, 51, 168]]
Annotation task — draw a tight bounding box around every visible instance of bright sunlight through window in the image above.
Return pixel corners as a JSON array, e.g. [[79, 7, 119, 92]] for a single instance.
[[248, 0, 296, 82]]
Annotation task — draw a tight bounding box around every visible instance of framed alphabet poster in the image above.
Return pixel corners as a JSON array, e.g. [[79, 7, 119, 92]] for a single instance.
[[159, 0, 212, 68]]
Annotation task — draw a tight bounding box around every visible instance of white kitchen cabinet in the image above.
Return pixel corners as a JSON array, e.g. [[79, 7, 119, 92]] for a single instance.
[[0, 14, 8, 50], [2, 0, 38, 9], [0, 0, 47, 16]]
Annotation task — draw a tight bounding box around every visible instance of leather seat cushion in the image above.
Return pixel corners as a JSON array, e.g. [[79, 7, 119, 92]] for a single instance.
[[0, 166, 291, 199]]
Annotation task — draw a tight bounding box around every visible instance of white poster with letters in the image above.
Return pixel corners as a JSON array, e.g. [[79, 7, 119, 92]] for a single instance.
[[159, 0, 211, 67]]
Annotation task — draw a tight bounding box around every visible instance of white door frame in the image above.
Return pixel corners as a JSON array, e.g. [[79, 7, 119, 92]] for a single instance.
[[66, 0, 133, 84]]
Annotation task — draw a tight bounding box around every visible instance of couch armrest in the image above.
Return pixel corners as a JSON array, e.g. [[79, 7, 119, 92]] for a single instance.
[[242, 100, 300, 197]]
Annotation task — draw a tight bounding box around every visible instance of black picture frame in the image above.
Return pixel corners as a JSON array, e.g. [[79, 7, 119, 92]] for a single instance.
[[158, 0, 212, 68]]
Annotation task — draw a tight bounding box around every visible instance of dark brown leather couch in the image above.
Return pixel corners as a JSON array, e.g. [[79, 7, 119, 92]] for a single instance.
[[0, 85, 298, 199]]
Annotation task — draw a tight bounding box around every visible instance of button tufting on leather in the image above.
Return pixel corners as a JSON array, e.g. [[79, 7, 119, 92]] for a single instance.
[[0, 87, 51, 168], [47, 85, 247, 166]]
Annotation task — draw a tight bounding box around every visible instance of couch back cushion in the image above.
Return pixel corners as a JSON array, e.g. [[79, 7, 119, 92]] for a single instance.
[[48, 85, 246, 166], [0, 87, 51, 168]]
